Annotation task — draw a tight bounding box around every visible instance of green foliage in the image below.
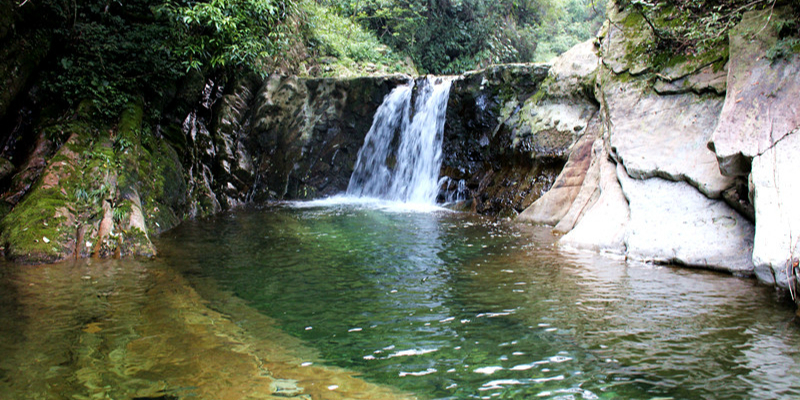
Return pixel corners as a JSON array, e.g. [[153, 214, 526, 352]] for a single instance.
[[38, 0, 182, 119], [114, 137, 134, 154], [531, 0, 607, 61], [768, 14, 800, 60], [300, 0, 414, 76], [112, 203, 131, 223], [157, 0, 297, 74], [316, 0, 605, 73], [28, 0, 300, 118], [621, 0, 799, 57], [767, 36, 800, 59]]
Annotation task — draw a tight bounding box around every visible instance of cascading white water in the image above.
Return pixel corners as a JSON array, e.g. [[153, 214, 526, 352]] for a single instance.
[[346, 84, 412, 199], [347, 77, 452, 204]]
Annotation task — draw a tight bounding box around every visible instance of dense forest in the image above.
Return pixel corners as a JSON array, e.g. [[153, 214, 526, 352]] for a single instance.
[[4, 0, 797, 118], [1, 0, 607, 116], [313, 0, 607, 73]]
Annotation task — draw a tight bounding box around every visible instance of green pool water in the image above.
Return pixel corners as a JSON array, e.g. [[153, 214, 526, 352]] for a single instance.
[[152, 200, 800, 399], [1, 200, 799, 400]]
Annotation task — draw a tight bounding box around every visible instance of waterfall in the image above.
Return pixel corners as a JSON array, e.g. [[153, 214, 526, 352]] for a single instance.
[[347, 77, 452, 204]]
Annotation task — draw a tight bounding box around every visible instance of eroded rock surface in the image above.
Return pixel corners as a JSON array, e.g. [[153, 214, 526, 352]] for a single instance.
[[711, 9, 800, 177], [751, 130, 800, 286], [522, 2, 800, 282], [519, 119, 598, 225], [558, 141, 630, 254], [602, 71, 732, 198], [618, 166, 755, 273], [710, 8, 800, 287]]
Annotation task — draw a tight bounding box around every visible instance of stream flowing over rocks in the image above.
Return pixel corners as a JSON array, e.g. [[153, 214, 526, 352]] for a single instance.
[[0, 1, 798, 303]]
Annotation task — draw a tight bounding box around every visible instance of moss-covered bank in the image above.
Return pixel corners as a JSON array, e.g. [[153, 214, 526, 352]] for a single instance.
[[0, 101, 188, 262]]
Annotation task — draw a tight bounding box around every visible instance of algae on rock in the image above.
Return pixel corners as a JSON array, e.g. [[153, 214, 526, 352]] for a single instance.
[[0, 102, 188, 262]]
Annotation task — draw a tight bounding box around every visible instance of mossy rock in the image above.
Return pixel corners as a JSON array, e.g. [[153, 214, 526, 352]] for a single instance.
[[0, 100, 185, 262], [0, 142, 81, 262]]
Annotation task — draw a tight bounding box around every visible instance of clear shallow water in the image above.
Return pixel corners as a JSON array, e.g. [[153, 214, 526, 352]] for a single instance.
[[150, 201, 800, 400]]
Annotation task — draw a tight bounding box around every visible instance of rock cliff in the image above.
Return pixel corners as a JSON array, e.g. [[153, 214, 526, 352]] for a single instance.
[[0, 73, 407, 262], [518, 3, 800, 298]]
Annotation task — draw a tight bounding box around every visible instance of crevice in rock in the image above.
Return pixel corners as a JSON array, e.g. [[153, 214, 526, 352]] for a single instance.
[[755, 126, 799, 158]]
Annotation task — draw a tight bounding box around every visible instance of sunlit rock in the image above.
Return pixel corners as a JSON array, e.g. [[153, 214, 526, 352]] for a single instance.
[[559, 144, 629, 254], [751, 130, 800, 287], [601, 70, 732, 199], [710, 9, 800, 178], [617, 165, 755, 274], [519, 119, 599, 225]]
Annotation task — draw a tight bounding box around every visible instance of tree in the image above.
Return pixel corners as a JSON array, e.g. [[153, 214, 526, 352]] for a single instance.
[[158, 0, 297, 74], [316, 0, 606, 73]]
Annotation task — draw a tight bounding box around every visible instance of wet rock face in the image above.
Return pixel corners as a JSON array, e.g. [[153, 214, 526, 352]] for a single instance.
[[250, 74, 410, 200], [242, 66, 587, 216], [442, 60, 598, 216]]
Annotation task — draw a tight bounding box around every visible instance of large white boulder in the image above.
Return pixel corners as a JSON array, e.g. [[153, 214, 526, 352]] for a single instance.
[[617, 165, 755, 274]]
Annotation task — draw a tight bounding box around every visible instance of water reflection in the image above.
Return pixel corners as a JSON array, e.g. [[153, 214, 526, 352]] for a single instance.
[[155, 204, 800, 400], [1, 203, 798, 400], [0, 260, 157, 399], [0, 258, 413, 400]]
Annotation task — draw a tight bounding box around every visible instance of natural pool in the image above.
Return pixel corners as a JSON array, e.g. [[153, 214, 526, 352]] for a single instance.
[[1, 200, 799, 400]]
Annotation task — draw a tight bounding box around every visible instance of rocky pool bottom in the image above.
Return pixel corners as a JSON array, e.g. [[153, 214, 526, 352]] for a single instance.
[[1, 201, 799, 400]]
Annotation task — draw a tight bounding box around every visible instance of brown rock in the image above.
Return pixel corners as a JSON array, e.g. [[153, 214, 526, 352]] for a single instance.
[[518, 116, 599, 225]]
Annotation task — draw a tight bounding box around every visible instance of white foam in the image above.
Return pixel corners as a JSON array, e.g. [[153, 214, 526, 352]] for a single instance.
[[474, 366, 504, 375], [399, 368, 438, 377], [288, 195, 451, 214], [387, 348, 439, 358]]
